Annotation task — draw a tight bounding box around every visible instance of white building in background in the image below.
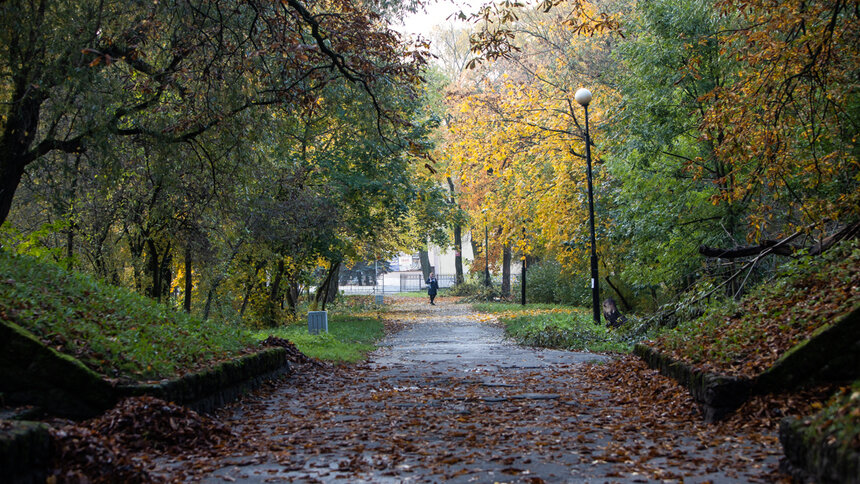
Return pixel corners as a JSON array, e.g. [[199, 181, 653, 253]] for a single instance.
[[389, 230, 477, 276], [342, 230, 521, 294]]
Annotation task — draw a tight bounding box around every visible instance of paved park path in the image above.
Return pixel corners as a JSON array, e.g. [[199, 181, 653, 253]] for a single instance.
[[159, 296, 784, 483]]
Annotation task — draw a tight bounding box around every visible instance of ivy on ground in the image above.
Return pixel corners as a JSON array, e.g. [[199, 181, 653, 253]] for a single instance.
[[648, 240, 859, 378]]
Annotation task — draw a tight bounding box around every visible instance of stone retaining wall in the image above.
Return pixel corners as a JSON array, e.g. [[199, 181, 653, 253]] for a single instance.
[[118, 347, 290, 413], [0, 320, 115, 417], [0, 421, 51, 484], [779, 416, 860, 484], [1, 334, 291, 482], [634, 306, 860, 422], [633, 344, 752, 422], [1, 318, 291, 417]]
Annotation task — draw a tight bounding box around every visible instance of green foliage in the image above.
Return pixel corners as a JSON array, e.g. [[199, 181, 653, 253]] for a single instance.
[[600, 0, 742, 304], [447, 281, 501, 301], [523, 261, 559, 303], [799, 381, 860, 453], [520, 260, 591, 307], [501, 308, 633, 353], [0, 220, 73, 267], [253, 314, 384, 363], [652, 240, 860, 375], [0, 250, 254, 381], [470, 302, 561, 313]]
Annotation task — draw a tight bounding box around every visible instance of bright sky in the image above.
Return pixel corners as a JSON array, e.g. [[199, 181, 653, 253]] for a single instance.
[[394, 0, 485, 38]]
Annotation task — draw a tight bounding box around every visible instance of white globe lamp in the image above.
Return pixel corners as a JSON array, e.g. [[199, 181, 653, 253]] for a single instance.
[[575, 88, 592, 107]]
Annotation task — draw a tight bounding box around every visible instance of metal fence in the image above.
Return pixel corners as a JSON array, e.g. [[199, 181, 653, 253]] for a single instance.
[[396, 273, 457, 292], [338, 273, 458, 294]]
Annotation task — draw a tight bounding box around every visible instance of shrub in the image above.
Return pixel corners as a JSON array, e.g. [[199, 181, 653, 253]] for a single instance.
[[503, 309, 632, 353], [524, 260, 560, 303], [447, 273, 502, 301]]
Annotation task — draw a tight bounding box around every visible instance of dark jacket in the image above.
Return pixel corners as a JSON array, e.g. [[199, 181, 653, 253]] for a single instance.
[[426, 277, 439, 296]]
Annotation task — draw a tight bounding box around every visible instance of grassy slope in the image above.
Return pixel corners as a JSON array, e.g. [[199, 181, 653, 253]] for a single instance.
[[0, 253, 390, 378], [801, 381, 860, 453], [648, 239, 859, 378], [0, 251, 256, 381]]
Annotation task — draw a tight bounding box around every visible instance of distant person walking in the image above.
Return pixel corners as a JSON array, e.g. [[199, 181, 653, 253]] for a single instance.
[[426, 272, 439, 305]]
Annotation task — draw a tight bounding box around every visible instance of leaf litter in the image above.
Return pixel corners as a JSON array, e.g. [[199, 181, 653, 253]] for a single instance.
[[45, 298, 838, 482]]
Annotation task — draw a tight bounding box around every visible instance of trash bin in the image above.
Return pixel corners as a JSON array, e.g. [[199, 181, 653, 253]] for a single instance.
[[308, 311, 328, 335], [375, 294, 384, 305]]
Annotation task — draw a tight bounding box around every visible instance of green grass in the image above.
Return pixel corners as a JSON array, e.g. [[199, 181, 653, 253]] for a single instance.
[[0, 250, 255, 381], [389, 291, 433, 298], [471, 301, 635, 353], [503, 309, 633, 353], [253, 314, 384, 363], [470, 302, 564, 313]]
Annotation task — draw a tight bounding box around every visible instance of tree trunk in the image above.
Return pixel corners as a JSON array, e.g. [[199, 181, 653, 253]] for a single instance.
[[501, 242, 511, 297], [446, 176, 464, 284], [239, 262, 265, 318], [159, 241, 172, 301], [203, 240, 244, 320], [604, 275, 631, 311], [264, 258, 286, 326], [64, 155, 81, 266], [470, 228, 481, 270], [146, 239, 172, 302], [453, 225, 464, 284], [314, 260, 341, 311], [0, 69, 46, 228], [146, 238, 160, 300], [419, 249, 431, 281], [184, 244, 193, 312], [326, 263, 340, 304], [128, 234, 146, 292], [285, 280, 299, 316]]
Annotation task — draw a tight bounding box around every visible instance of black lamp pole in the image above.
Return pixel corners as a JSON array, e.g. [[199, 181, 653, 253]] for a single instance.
[[577, 88, 601, 325], [484, 224, 490, 287], [521, 226, 526, 306]]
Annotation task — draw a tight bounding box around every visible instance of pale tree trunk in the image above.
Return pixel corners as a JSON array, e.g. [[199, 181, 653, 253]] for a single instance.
[[446, 176, 464, 284]]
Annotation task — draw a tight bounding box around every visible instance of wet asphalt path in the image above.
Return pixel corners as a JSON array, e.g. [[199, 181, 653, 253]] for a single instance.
[[179, 297, 780, 483]]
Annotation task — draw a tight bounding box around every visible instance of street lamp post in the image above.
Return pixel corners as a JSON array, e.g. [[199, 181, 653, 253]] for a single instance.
[[484, 224, 490, 287], [521, 226, 526, 306], [575, 88, 601, 326], [481, 208, 490, 288]]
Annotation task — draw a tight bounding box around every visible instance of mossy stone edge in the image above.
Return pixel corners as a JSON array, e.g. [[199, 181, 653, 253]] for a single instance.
[[0, 319, 115, 417], [633, 343, 752, 422], [757, 305, 860, 394], [117, 347, 291, 414], [0, 421, 51, 484], [1, 321, 290, 481], [779, 416, 860, 484], [1, 318, 291, 417], [635, 305, 860, 422]]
